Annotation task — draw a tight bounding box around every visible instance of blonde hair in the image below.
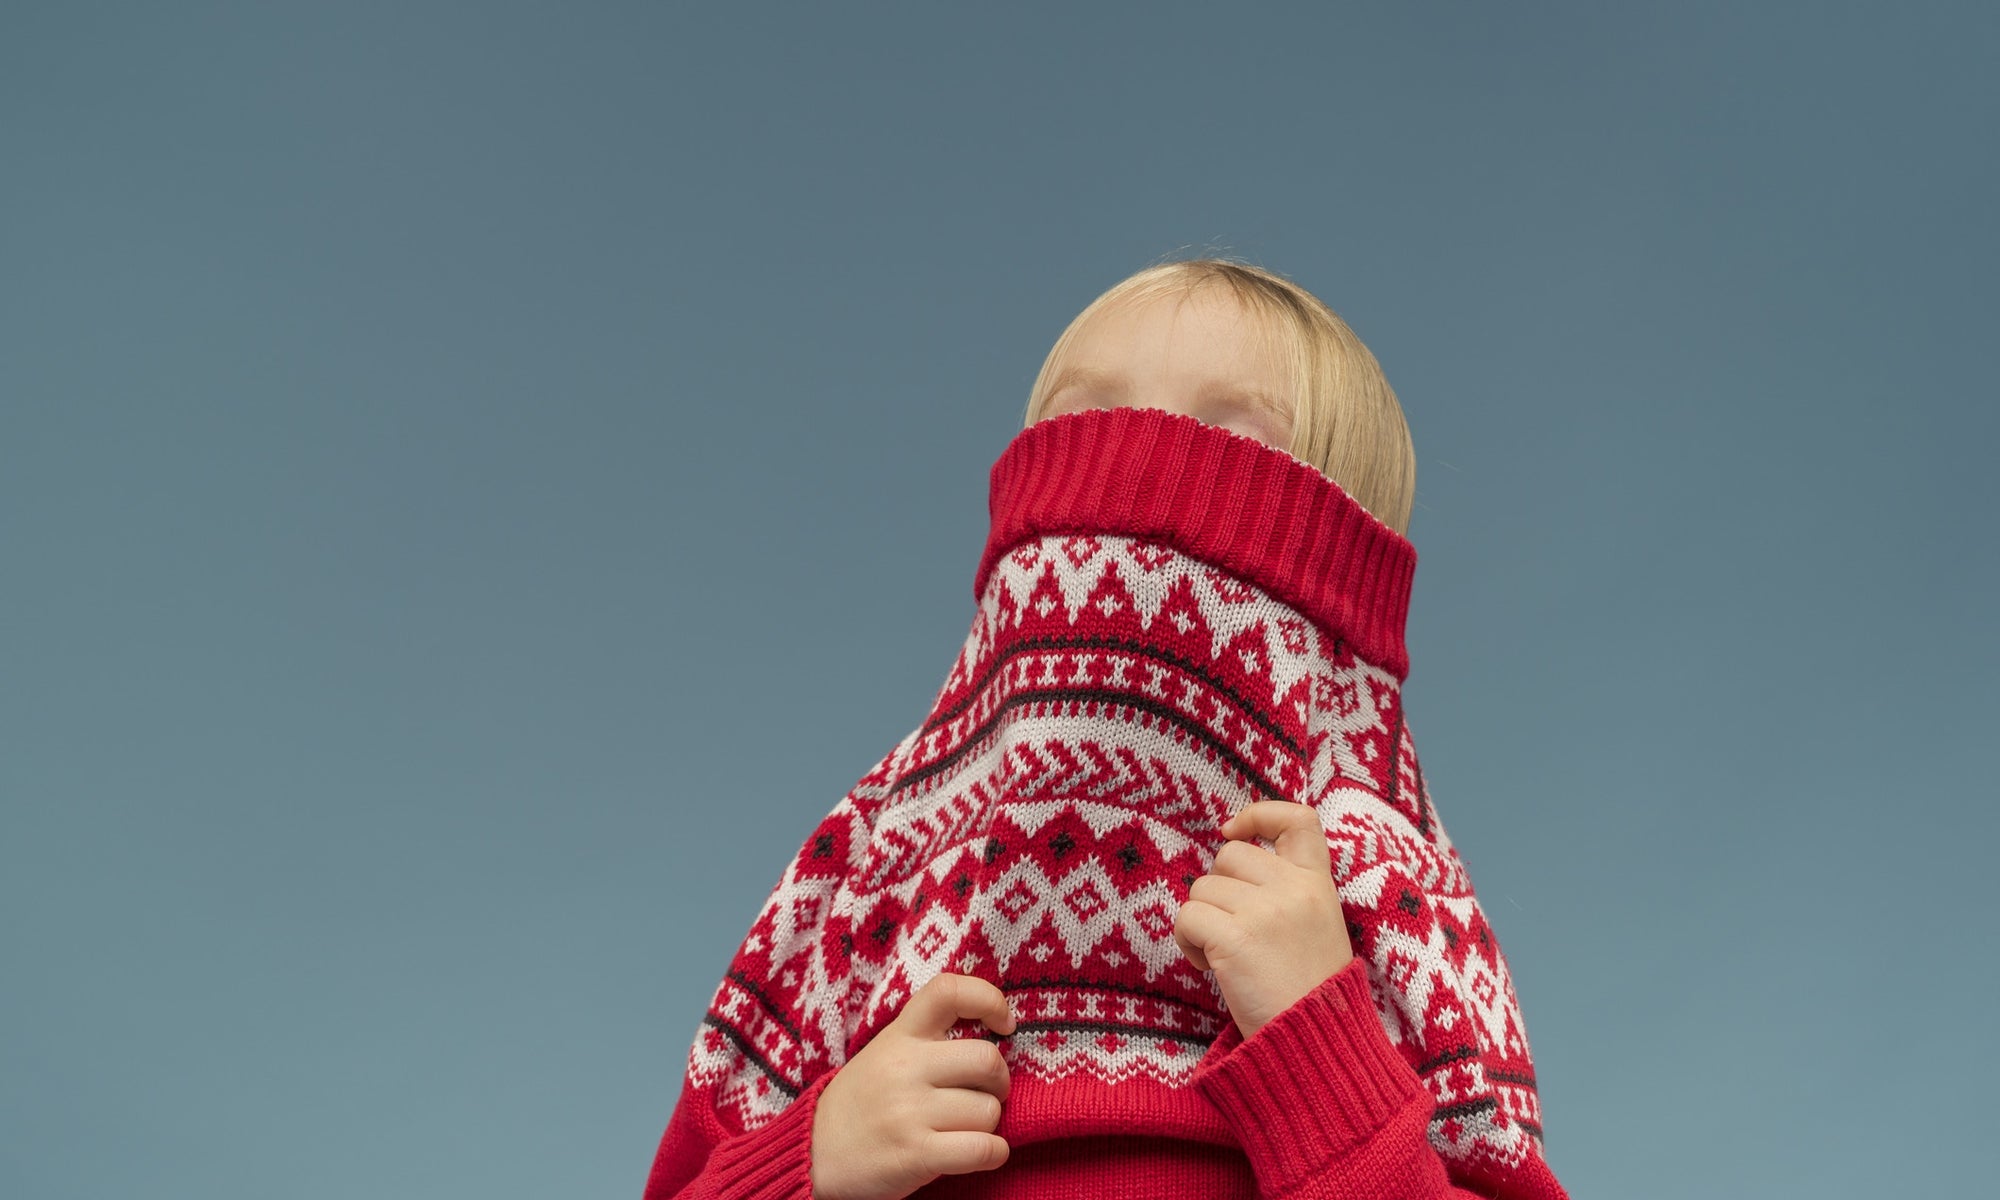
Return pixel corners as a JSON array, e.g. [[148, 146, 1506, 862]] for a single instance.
[[1021, 255, 1416, 539]]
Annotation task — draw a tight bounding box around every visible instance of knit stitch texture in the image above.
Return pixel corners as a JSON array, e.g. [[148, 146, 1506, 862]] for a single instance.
[[642, 406, 1570, 1200]]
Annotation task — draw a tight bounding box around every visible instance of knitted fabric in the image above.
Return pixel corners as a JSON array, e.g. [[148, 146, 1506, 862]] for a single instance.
[[642, 406, 1569, 1200]]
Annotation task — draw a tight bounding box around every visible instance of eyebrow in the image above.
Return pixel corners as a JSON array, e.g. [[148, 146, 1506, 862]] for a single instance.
[[1047, 364, 1290, 419]]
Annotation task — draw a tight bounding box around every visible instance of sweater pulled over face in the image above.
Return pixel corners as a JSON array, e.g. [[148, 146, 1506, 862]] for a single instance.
[[642, 406, 1569, 1200]]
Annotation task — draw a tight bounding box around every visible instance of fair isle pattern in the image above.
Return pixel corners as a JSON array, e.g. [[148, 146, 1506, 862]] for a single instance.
[[681, 734, 903, 1132], [683, 531, 1551, 1184]]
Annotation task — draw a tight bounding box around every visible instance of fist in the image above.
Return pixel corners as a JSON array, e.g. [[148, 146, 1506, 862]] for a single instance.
[[1174, 798, 1354, 1040]]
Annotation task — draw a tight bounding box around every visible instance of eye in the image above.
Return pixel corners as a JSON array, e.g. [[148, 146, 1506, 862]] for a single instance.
[[1052, 389, 1110, 414], [1200, 398, 1277, 443]]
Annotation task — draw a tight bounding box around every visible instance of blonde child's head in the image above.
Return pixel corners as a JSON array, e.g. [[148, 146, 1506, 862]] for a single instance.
[[1022, 256, 1416, 539]]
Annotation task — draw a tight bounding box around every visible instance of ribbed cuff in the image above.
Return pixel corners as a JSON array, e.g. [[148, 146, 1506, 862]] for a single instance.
[[977, 406, 1416, 680], [1191, 958, 1428, 1196], [700, 1068, 839, 1200]]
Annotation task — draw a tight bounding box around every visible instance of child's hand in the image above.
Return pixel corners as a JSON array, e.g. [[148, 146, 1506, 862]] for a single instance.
[[1174, 798, 1356, 1041], [810, 972, 1015, 1200]]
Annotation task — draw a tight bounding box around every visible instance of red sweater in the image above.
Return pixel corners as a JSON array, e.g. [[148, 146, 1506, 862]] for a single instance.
[[642, 406, 1571, 1200]]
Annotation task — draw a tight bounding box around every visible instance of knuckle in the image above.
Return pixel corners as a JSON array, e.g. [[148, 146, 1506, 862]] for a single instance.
[[904, 1130, 940, 1181]]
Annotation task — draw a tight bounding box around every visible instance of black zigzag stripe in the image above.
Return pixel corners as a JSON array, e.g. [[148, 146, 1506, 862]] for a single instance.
[[889, 686, 1284, 804], [1384, 701, 1434, 838], [1012, 1018, 1219, 1045], [1432, 1097, 1500, 1122], [725, 966, 806, 1048], [698, 1012, 800, 1100], [1416, 1043, 1479, 1073], [922, 633, 1306, 763], [1486, 1066, 1540, 1092], [1415, 1046, 1539, 1096], [1413, 745, 1433, 838], [1002, 972, 1213, 1008]]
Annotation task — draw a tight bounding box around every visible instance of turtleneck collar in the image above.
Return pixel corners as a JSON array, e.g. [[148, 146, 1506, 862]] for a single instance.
[[975, 406, 1417, 681]]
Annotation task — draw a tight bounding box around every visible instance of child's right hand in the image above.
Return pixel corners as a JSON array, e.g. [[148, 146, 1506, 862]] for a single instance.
[[809, 972, 1016, 1200]]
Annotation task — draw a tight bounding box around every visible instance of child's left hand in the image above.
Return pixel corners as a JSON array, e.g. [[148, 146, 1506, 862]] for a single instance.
[[1174, 798, 1356, 1041]]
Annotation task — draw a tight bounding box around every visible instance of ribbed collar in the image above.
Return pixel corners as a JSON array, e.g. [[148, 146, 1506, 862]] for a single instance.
[[975, 406, 1418, 680]]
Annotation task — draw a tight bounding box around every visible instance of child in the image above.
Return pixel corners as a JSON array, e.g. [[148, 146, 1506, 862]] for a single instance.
[[641, 258, 1571, 1200]]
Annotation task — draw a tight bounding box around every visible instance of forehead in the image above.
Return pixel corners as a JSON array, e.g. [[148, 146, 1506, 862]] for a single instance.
[[1047, 289, 1293, 413], [1094, 285, 1265, 334]]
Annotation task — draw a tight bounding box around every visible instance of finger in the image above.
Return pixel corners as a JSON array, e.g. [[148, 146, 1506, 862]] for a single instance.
[[1210, 837, 1286, 885], [921, 1128, 1012, 1177], [927, 1084, 1005, 1134], [1188, 871, 1260, 914], [926, 1036, 1012, 1102], [1174, 919, 1208, 971], [1220, 798, 1305, 841], [1222, 800, 1330, 872], [905, 972, 1016, 1040], [1172, 898, 1207, 970], [1174, 898, 1231, 968]]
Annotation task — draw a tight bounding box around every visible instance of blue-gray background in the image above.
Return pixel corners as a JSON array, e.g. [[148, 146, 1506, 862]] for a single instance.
[[5, 3, 1994, 1197]]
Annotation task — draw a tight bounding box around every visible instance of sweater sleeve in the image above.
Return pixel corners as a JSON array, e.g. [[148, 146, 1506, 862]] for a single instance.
[[1191, 959, 1496, 1200], [641, 744, 902, 1200], [1190, 779, 1571, 1199], [641, 1068, 841, 1200]]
